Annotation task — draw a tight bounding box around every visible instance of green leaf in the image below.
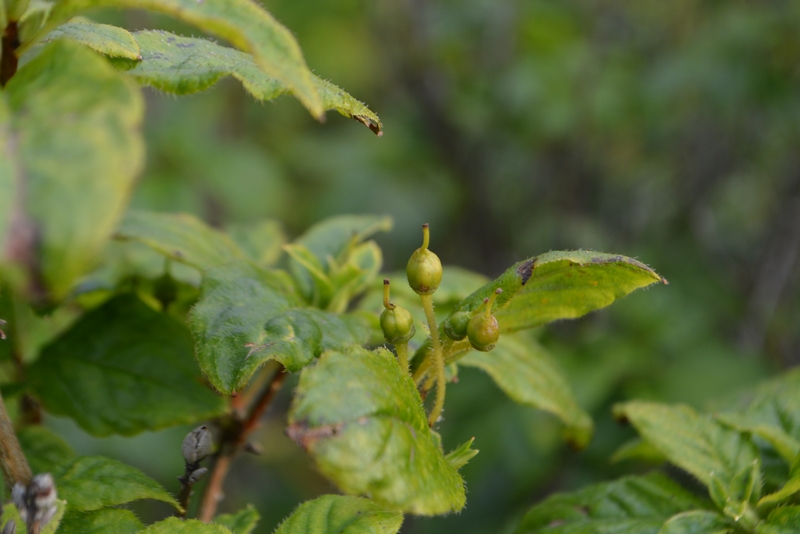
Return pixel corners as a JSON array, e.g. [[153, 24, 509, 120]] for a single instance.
[[757, 506, 800, 534], [757, 475, 800, 511], [55, 455, 178, 511], [17, 0, 52, 44], [460, 333, 593, 449], [0, 502, 24, 532], [1, 40, 143, 300], [287, 347, 466, 515], [228, 220, 286, 268], [58, 508, 144, 534], [611, 438, 669, 464], [35, 0, 326, 118], [658, 511, 733, 534], [28, 294, 226, 436], [115, 210, 246, 271], [43, 17, 141, 59], [326, 241, 383, 313], [716, 367, 800, 464], [189, 261, 374, 394], [41, 499, 66, 534], [613, 402, 760, 492], [274, 495, 403, 534], [17, 425, 76, 474], [6, 0, 31, 22], [494, 251, 666, 333], [119, 31, 381, 134], [289, 215, 392, 302], [142, 518, 232, 533], [445, 437, 479, 471], [214, 505, 259, 534], [515, 473, 708, 534]]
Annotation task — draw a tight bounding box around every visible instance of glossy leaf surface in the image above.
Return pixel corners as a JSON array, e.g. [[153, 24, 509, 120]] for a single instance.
[[190, 261, 374, 394], [274, 495, 403, 534], [29, 294, 226, 436], [288, 347, 466, 515]]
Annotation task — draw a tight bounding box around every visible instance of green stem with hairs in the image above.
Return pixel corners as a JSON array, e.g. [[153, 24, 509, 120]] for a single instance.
[[420, 294, 445, 426], [395, 342, 409, 375]]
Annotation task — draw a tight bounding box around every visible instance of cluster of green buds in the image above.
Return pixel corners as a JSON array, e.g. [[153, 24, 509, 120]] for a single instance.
[[379, 223, 503, 426], [444, 289, 502, 351]]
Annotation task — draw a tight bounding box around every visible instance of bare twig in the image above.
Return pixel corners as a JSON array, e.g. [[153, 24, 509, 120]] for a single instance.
[[1, 22, 18, 87], [0, 394, 31, 487], [198, 368, 287, 522]]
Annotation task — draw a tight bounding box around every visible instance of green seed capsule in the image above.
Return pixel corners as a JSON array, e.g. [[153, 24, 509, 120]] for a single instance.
[[467, 289, 502, 352], [380, 279, 416, 344], [381, 306, 416, 344], [406, 223, 442, 295], [467, 313, 499, 351], [444, 311, 470, 341]]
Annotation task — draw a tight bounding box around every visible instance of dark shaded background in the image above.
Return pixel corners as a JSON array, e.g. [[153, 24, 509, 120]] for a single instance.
[[51, 1, 800, 532]]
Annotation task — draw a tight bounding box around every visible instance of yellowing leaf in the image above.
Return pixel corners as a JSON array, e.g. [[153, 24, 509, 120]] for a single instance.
[[1, 40, 143, 301], [44, 17, 140, 59], [288, 347, 466, 515], [494, 251, 665, 333]]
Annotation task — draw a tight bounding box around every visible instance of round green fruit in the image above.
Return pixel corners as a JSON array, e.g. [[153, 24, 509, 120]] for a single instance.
[[467, 313, 500, 352], [406, 248, 442, 295], [381, 305, 416, 344], [444, 311, 471, 341]]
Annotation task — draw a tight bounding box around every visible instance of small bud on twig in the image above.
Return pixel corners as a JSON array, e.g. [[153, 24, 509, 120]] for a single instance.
[[186, 467, 208, 484], [12, 474, 58, 533], [182, 425, 213, 464], [244, 442, 262, 456]]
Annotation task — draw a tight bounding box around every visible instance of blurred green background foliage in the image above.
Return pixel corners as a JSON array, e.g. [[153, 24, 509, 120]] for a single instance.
[[50, 0, 800, 532]]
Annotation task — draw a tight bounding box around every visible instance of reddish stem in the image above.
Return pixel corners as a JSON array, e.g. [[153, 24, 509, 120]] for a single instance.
[[198, 368, 287, 522]]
